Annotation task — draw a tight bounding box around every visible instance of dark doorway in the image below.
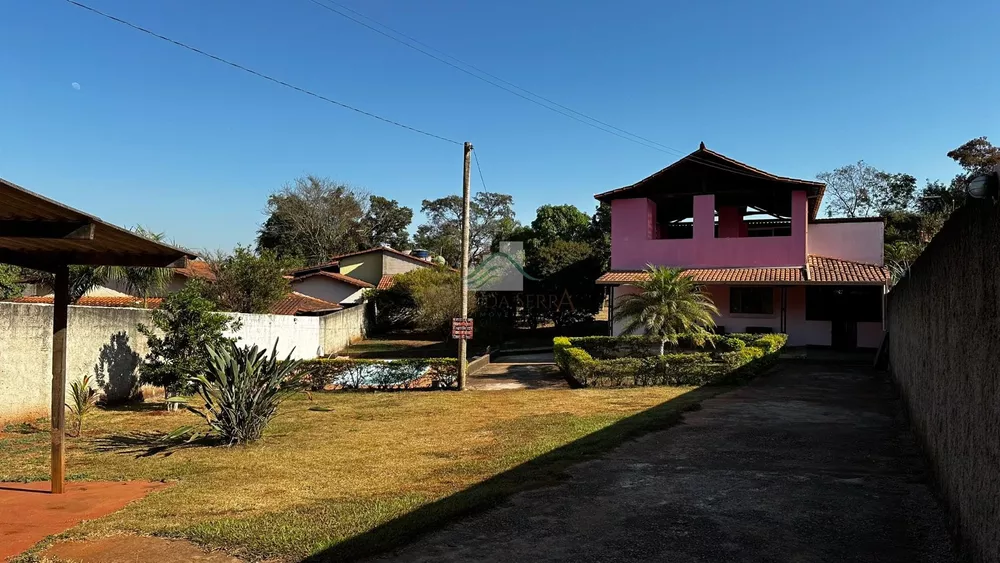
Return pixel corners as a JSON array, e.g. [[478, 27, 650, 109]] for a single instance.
[[831, 319, 858, 351]]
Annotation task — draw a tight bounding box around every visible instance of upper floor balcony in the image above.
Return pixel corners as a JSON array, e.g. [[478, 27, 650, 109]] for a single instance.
[[596, 144, 828, 271]]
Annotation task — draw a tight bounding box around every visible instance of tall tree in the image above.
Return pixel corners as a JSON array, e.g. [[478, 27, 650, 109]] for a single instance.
[[257, 175, 368, 265], [589, 202, 612, 270], [415, 192, 517, 266], [208, 246, 291, 314], [818, 161, 914, 217], [947, 136, 1000, 176], [361, 195, 413, 250], [530, 204, 591, 246]]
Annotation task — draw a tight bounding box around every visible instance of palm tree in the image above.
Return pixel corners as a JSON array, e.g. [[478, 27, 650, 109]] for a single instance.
[[613, 265, 719, 355], [106, 226, 173, 306]]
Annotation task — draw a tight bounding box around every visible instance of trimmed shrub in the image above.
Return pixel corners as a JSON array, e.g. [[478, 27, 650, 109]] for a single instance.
[[718, 337, 746, 352], [554, 333, 787, 388]]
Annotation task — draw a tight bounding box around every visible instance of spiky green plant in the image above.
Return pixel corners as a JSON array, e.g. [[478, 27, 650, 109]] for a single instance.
[[171, 341, 307, 445], [613, 265, 719, 355], [67, 374, 99, 437]]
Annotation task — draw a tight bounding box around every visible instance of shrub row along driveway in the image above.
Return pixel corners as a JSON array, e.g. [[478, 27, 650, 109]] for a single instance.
[[372, 362, 956, 562]]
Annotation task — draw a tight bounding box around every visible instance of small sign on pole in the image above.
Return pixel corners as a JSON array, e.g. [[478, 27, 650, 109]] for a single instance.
[[451, 317, 473, 340]]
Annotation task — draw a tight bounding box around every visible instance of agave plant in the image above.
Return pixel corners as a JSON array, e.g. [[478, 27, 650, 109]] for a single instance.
[[170, 341, 307, 445], [67, 374, 99, 437]]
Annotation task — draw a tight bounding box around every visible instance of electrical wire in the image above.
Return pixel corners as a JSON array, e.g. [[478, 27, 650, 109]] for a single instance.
[[301, 0, 797, 182], [472, 148, 488, 192], [62, 0, 462, 145]]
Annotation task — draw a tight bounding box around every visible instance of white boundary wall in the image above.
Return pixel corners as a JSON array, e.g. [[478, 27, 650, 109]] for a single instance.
[[0, 302, 365, 423]]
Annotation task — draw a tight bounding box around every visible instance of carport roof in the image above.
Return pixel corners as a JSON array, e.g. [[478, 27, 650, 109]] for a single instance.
[[0, 177, 196, 270]]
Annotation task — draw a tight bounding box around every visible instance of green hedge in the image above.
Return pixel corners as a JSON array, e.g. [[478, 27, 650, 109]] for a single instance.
[[554, 333, 788, 388], [302, 358, 459, 391]]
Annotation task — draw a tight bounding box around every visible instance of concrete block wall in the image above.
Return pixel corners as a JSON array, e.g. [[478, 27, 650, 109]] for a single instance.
[[0, 302, 366, 423], [887, 200, 1000, 562]]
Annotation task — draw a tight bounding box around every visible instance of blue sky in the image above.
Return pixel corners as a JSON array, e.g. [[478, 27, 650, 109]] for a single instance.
[[2, 0, 998, 252]]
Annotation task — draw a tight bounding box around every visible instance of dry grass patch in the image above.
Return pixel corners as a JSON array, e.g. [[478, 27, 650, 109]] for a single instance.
[[2, 386, 721, 561]]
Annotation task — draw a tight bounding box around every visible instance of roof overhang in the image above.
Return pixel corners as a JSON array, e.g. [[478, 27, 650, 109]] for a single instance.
[[594, 144, 826, 221], [0, 177, 196, 270], [597, 256, 889, 287]]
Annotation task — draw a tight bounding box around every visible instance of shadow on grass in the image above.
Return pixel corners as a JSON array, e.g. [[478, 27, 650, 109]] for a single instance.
[[302, 385, 726, 562], [98, 401, 169, 413], [90, 431, 219, 458]]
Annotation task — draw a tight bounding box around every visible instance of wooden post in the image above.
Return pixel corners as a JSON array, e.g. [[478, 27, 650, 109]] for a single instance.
[[458, 142, 472, 390], [50, 264, 69, 494]]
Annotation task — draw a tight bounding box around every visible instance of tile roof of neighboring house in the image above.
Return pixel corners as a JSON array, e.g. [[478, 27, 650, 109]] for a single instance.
[[376, 274, 397, 290], [269, 292, 342, 315], [174, 259, 216, 281], [288, 247, 451, 277], [8, 296, 164, 308], [806, 255, 890, 284], [291, 270, 375, 288], [596, 255, 889, 286]]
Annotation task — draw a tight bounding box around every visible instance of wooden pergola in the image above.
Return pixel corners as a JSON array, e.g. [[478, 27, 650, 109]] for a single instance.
[[0, 177, 195, 493]]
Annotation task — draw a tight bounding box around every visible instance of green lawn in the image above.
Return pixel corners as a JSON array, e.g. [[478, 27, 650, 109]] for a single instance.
[[2, 386, 722, 562]]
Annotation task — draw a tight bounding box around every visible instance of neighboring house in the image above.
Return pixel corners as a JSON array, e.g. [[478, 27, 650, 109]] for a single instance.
[[596, 144, 889, 350], [289, 246, 438, 299], [289, 271, 373, 305]]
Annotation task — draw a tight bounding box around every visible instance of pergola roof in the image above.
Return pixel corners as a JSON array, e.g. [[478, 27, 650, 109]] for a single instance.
[[0, 177, 196, 270], [594, 144, 827, 221]]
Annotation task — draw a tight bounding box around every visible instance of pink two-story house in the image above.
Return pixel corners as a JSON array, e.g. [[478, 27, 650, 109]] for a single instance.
[[596, 144, 889, 350]]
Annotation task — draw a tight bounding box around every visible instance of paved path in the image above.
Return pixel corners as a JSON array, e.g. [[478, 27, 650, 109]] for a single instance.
[[467, 352, 566, 390], [374, 362, 955, 562]]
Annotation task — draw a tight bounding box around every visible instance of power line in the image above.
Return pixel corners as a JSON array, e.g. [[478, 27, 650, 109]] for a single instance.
[[472, 148, 488, 192], [62, 0, 462, 145], [304, 0, 676, 155], [301, 0, 787, 181]]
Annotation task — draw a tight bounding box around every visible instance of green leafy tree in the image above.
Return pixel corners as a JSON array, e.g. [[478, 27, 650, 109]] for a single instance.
[[208, 246, 291, 314], [372, 267, 467, 335], [257, 175, 368, 264], [415, 192, 517, 267], [530, 205, 591, 246], [528, 239, 605, 325], [361, 195, 413, 250], [0, 264, 23, 299], [613, 266, 719, 355], [137, 280, 241, 402], [589, 202, 612, 270]]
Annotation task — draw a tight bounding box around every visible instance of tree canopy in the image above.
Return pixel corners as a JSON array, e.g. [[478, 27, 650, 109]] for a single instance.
[[414, 192, 517, 267], [207, 246, 292, 314], [257, 175, 368, 265]]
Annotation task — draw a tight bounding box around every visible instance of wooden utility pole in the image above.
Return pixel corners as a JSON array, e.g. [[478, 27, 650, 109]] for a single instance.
[[50, 264, 69, 494], [458, 141, 472, 390]]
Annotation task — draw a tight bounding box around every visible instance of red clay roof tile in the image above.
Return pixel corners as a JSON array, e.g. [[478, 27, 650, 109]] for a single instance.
[[596, 255, 888, 286]]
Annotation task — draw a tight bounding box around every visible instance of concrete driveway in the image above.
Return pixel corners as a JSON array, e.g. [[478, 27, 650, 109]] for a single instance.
[[373, 362, 955, 562]]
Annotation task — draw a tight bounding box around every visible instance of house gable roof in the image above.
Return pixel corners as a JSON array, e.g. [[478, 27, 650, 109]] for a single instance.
[[594, 144, 826, 220], [290, 270, 374, 289], [288, 247, 440, 278], [269, 292, 342, 315]]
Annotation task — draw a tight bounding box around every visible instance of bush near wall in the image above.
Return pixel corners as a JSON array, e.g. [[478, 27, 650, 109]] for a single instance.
[[554, 333, 787, 388], [301, 358, 458, 391]]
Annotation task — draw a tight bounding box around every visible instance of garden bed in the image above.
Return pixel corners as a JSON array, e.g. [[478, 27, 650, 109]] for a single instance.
[[553, 333, 787, 388]]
